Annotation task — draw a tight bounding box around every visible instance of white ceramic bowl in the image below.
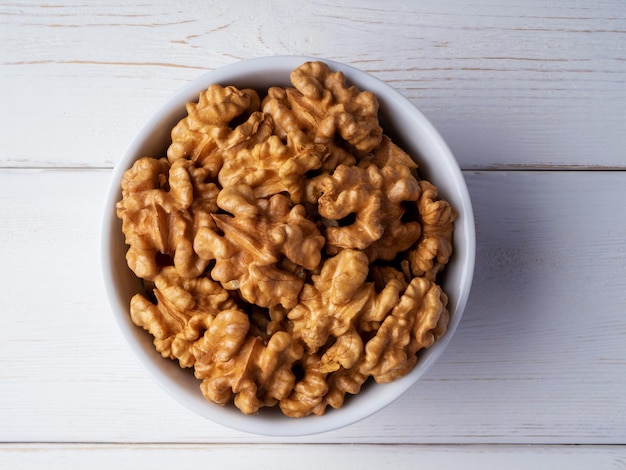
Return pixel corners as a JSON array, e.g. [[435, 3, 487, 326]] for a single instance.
[[101, 55, 475, 436]]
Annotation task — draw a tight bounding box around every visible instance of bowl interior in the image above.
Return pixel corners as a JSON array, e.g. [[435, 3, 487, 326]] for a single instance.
[[101, 56, 475, 437]]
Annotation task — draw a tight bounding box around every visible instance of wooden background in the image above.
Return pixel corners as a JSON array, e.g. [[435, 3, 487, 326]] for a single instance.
[[1, 1, 625, 468]]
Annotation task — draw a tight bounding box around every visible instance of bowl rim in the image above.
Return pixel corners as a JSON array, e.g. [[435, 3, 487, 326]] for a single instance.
[[101, 55, 475, 436]]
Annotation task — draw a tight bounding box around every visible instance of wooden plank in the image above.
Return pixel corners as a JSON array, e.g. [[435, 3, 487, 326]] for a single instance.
[[1, 169, 625, 444], [0, 444, 625, 470], [1, 1, 625, 169]]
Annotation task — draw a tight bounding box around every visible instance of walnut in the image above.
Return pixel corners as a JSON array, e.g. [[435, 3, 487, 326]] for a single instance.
[[288, 250, 373, 353], [218, 134, 329, 204], [279, 354, 328, 417], [194, 184, 325, 309], [262, 85, 356, 173], [282, 250, 448, 417], [360, 276, 449, 383], [259, 60, 385, 174], [116, 157, 219, 280], [279, 352, 371, 418], [117, 60, 457, 418], [195, 323, 304, 415], [129, 266, 237, 368], [288, 61, 383, 155], [306, 164, 384, 252], [167, 84, 270, 177], [408, 180, 457, 281], [306, 145, 422, 260]]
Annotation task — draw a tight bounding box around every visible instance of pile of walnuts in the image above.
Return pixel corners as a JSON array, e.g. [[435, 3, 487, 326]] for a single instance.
[[116, 61, 456, 417]]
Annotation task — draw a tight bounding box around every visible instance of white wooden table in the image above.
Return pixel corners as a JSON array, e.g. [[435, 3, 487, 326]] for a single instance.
[[2, 1, 625, 468]]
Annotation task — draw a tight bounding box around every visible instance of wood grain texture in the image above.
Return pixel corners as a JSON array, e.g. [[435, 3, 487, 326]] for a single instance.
[[1, 1, 624, 169], [1, 169, 624, 444], [1, 444, 625, 470]]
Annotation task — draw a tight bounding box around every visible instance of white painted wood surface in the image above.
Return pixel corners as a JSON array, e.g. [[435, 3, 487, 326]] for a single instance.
[[2, 444, 626, 470], [1, 0, 625, 467], [2, 0, 625, 170]]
